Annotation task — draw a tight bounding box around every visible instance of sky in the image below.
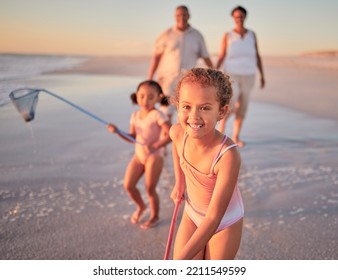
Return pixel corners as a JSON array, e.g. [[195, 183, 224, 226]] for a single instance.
[[1, 0, 338, 57]]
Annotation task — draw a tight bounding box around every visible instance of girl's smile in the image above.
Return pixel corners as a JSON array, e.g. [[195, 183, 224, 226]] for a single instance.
[[188, 123, 203, 129]]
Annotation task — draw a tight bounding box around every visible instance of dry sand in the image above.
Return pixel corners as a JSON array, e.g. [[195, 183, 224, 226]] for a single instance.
[[1, 56, 337, 259]]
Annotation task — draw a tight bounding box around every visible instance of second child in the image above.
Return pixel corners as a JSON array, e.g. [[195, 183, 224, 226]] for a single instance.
[[108, 80, 171, 229]]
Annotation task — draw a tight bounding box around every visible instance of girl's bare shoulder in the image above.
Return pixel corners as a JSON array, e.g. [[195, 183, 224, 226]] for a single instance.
[[220, 138, 241, 165]]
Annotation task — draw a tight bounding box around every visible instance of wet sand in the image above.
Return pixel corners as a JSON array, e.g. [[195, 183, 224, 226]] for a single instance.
[[0, 57, 337, 259]]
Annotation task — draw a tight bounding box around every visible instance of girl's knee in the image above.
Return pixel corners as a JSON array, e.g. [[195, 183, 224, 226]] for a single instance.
[[145, 187, 157, 198], [124, 180, 138, 193], [124, 183, 134, 193]]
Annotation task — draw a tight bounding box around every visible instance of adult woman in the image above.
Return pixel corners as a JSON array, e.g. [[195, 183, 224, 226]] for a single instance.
[[216, 6, 265, 147]]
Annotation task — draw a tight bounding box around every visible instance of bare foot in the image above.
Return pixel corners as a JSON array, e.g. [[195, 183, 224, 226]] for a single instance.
[[140, 217, 159, 230], [130, 206, 146, 224]]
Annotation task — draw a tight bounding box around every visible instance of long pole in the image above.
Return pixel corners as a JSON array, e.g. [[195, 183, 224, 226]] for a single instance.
[[164, 199, 182, 260], [42, 89, 142, 145]]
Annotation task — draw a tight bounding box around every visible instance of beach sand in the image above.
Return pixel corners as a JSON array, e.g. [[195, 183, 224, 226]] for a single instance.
[[0, 57, 337, 259]]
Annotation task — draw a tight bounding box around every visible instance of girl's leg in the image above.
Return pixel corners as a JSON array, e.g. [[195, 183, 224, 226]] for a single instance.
[[123, 155, 146, 224], [140, 154, 163, 229], [204, 218, 243, 260], [173, 211, 204, 260]]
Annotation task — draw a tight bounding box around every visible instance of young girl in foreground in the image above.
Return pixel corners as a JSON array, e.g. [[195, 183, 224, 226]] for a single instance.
[[108, 80, 171, 229], [170, 68, 244, 259]]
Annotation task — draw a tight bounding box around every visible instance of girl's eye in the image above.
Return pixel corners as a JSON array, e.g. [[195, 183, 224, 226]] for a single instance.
[[200, 107, 210, 111], [182, 105, 190, 110]]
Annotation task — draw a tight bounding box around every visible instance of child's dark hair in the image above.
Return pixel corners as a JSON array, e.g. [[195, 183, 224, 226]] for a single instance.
[[130, 80, 166, 105], [174, 68, 232, 108], [159, 95, 170, 106]]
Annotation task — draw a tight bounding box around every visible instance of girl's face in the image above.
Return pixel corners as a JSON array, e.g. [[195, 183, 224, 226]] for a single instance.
[[136, 84, 160, 111], [178, 82, 226, 138]]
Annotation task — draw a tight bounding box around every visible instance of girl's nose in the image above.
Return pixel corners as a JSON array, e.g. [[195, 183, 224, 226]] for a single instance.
[[189, 108, 201, 119]]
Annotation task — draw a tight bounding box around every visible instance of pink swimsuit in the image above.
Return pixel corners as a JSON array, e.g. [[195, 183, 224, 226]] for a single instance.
[[130, 109, 168, 164], [180, 133, 244, 233]]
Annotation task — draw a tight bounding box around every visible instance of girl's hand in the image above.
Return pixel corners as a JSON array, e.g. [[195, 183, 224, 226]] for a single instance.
[[107, 123, 117, 133], [144, 143, 156, 155], [170, 184, 185, 203]]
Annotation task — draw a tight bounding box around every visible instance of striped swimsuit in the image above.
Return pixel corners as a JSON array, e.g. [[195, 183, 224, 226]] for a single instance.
[[180, 133, 244, 233]]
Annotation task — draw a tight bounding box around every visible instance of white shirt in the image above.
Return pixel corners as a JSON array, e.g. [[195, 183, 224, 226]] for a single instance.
[[154, 26, 210, 79], [224, 30, 257, 75]]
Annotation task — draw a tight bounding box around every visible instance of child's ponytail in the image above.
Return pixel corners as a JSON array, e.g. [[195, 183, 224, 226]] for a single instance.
[[130, 92, 138, 105]]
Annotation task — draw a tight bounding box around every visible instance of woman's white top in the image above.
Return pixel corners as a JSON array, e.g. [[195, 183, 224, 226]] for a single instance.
[[224, 30, 257, 75]]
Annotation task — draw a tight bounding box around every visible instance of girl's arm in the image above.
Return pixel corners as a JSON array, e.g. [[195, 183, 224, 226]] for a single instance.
[[107, 123, 136, 144], [150, 121, 172, 151], [175, 146, 241, 260], [169, 124, 185, 202]]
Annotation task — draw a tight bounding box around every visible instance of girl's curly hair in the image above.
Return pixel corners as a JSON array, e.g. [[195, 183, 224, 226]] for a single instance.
[[173, 68, 233, 108]]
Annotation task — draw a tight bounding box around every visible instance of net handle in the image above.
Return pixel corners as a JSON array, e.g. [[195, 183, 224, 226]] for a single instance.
[[164, 198, 182, 260], [41, 89, 141, 145]]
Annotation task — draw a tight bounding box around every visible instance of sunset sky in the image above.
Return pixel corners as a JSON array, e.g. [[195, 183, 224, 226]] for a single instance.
[[1, 0, 338, 57]]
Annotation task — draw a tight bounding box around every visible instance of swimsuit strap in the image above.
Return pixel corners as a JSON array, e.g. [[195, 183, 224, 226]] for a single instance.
[[209, 135, 227, 174], [210, 142, 238, 174], [210, 135, 227, 165]]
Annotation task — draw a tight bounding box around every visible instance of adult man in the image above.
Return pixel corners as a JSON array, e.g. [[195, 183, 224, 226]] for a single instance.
[[148, 5, 213, 98]]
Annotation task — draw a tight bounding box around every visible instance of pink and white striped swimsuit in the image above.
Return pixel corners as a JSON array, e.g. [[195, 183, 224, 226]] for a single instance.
[[180, 133, 244, 233]]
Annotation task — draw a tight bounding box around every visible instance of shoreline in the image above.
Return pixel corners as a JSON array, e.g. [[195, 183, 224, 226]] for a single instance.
[[52, 55, 338, 122], [51, 56, 151, 77]]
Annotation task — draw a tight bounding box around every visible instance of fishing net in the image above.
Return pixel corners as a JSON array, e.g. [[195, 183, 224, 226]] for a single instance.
[[9, 88, 41, 122]]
